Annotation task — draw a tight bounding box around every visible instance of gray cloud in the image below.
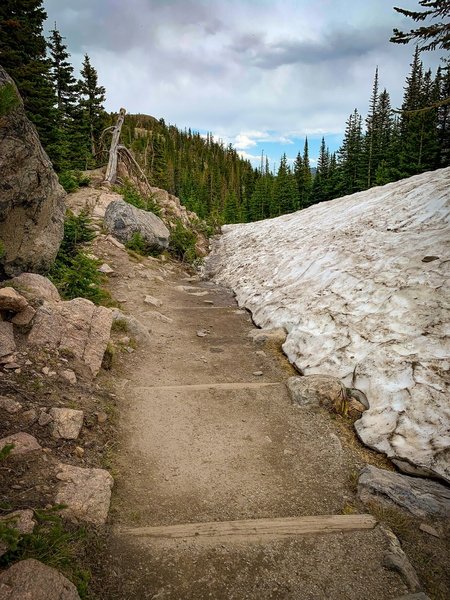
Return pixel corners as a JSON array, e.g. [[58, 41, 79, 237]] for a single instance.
[[43, 0, 443, 153]]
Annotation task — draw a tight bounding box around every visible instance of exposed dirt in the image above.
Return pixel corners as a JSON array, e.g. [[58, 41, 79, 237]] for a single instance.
[[84, 234, 450, 600]]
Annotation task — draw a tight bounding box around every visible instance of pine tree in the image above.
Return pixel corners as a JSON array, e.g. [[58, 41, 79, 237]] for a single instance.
[[311, 137, 330, 204], [272, 154, 298, 216], [398, 47, 426, 175], [338, 109, 364, 195], [391, 1, 450, 52], [78, 54, 106, 161], [0, 0, 56, 150], [47, 26, 79, 170], [373, 90, 395, 184], [435, 63, 450, 166], [302, 137, 313, 204], [364, 67, 380, 188], [293, 151, 305, 206]]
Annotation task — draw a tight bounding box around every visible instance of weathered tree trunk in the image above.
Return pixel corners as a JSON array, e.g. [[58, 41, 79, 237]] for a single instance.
[[104, 108, 126, 184]]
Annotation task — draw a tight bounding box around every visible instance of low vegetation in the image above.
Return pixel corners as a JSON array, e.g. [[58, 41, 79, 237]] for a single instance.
[[58, 170, 90, 193], [49, 210, 109, 304], [0, 82, 20, 117], [125, 232, 160, 257], [118, 179, 161, 216], [169, 219, 198, 264], [0, 508, 92, 598]]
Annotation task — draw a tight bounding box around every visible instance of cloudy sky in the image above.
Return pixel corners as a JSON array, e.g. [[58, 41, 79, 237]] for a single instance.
[[43, 0, 443, 167]]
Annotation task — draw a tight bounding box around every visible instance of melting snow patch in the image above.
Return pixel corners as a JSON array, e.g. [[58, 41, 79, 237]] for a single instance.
[[207, 168, 450, 482]]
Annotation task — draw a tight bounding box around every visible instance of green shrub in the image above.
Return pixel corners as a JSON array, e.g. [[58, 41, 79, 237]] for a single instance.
[[119, 179, 161, 216], [0, 443, 14, 461], [125, 232, 162, 257], [58, 171, 90, 193], [169, 219, 198, 263], [0, 508, 92, 598], [0, 239, 5, 260], [0, 83, 20, 117], [49, 211, 108, 304]]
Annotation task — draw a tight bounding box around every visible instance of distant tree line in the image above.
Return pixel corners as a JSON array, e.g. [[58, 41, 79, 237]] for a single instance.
[[1, 1, 448, 226]]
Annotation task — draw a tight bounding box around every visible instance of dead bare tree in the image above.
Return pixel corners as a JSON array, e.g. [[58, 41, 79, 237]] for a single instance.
[[104, 108, 126, 184]]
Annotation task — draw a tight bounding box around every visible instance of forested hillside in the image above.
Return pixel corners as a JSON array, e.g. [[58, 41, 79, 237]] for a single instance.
[[1, 1, 448, 226]]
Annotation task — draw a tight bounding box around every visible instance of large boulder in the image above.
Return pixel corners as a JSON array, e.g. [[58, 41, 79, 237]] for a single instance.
[[27, 298, 112, 378], [0, 559, 80, 600], [55, 463, 114, 525], [6, 273, 61, 304], [0, 67, 65, 277], [104, 199, 170, 250]]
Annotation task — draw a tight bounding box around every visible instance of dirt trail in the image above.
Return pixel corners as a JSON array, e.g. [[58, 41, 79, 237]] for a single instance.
[[95, 240, 410, 600]]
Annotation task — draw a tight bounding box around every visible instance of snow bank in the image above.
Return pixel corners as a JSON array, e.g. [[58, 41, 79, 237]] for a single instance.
[[207, 168, 450, 482]]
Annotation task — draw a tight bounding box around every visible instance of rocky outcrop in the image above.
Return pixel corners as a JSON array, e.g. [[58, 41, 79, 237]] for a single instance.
[[65, 187, 122, 222], [27, 297, 112, 378], [104, 199, 170, 250], [49, 408, 84, 440], [0, 559, 80, 600], [358, 465, 450, 518], [208, 168, 450, 482], [0, 66, 65, 277]]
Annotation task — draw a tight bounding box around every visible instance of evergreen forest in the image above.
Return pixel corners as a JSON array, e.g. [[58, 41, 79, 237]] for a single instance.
[[1, 0, 449, 226]]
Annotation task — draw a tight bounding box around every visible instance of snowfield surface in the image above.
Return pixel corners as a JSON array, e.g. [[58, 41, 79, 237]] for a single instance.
[[207, 168, 450, 482]]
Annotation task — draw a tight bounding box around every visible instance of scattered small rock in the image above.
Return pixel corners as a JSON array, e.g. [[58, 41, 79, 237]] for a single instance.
[[145, 311, 173, 324], [0, 287, 28, 313], [38, 411, 53, 427], [196, 329, 208, 337], [96, 412, 108, 424], [3, 362, 20, 370], [42, 366, 50, 375], [287, 374, 348, 413], [0, 558, 80, 600], [381, 525, 421, 592], [256, 350, 267, 357], [21, 408, 38, 425], [11, 305, 36, 326], [98, 263, 114, 274], [0, 432, 41, 455], [74, 446, 85, 458], [0, 321, 16, 357], [204, 300, 214, 305], [49, 408, 84, 440], [55, 463, 114, 525], [419, 523, 440, 538], [60, 369, 77, 385], [144, 295, 163, 307], [253, 371, 263, 376], [248, 327, 287, 345], [0, 396, 22, 414]]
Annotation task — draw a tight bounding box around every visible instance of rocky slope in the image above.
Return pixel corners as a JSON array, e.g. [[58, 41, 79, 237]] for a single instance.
[[0, 66, 65, 277], [207, 168, 450, 483]]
